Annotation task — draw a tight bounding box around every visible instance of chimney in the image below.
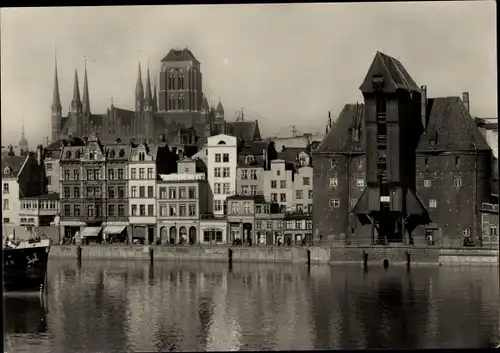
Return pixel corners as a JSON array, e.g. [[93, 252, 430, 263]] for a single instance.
[[263, 148, 268, 170], [328, 111, 332, 128], [45, 137, 49, 147], [462, 92, 470, 114], [36, 144, 43, 165], [421, 85, 427, 132]]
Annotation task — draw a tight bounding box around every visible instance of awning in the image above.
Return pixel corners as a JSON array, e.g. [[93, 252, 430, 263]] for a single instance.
[[104, 225, 126, 235], [81, 227, 102, 237]]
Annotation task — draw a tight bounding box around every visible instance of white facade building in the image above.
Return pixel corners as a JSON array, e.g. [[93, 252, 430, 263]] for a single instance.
[[206, 134, 237, 216], [128, 144, 157, 243], [292, 166, 313, 213]]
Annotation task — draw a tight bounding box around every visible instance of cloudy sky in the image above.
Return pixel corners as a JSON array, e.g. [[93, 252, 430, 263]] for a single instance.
[[1, 2, 496, 147]]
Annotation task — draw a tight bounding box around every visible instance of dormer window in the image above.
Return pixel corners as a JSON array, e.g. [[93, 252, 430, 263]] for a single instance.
[[75, 150, 81, 159], [372, 75, 384, 90], [429, 139, 436, 147], [245, 155, 255, 164], [119, 149, 125, 158], [4, 167, 10, 175], [352, 128, 360, 142], [455, 156, 460, 168], [139, 152, 145, 161], [108, 150, 115, 159], [331, 160, 337, 171], [89, 151, 94, 160], [66, 151, 72, 159]]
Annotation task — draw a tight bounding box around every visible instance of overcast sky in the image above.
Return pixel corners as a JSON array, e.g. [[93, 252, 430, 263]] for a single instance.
[[1, 2, 497, 147]]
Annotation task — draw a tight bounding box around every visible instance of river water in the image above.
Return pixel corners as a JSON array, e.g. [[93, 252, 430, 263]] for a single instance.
[[3, 259, 500, 352]]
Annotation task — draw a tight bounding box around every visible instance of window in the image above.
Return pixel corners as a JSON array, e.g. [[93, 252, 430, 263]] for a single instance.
[[276, 169, 281, 176], [214, 200, 222, 211], [189, 204, 196, 216], [131, 205, 137, 216], [131, 168, 137, 179], [107, 187, 115, 198], [74, 170, 80, 180], [286, 221, 293, 229], [454, 178, 462, 187], [267, 221, 273, 230], [159, 205, 166, 217], [169, 187, 176, 199], [139, 186, 145, 198], [147, 168, 154, 179], [250, 170, 258, 180], [277, 221, 284, 229], [296, 190, 303, 199], [223, 153, 229, 163], [138, 152, 145, 161], [256, 221, 263, 229], [329, 198, 340, 208], [108, 169, 115, 180], [250, 185, 257, 195], [118, 186, 125, 198], [296, 220, 302, 229], [64, 170, 70, 180], [74, 205, 80, 216], [94, 187, 101, 198], [356, 179, 364, 187], [280, 180, 286, 188], [303, 177, 310, 186], [223, 183, 230, 194], [117, 169, 124, 180], [271, 193, 278, 202], [46, 163, 53, 171], [86, 186, 93, 197], [241, 170, 248, 180], [148, 186, 154, 198], [94, 169, 100, 180], [306, 220, 312, 229], [188, 187, 196, 199], [308, 190, 313, 199], [463, 228, 471, 238], [215, 153, 221, 163], [74, 187, 80, 198], [139, 168, 145, 179], [231, 202, 239, 214], [131, 186, 137, 198], [429, 199, 437, 208], [159, 187, 167, 199], [331, 160, 337, 171], [297, 204, 304, 213], [243, 202, 251, 214], [214, 183, 221, 194], [47, 176, 52, 185], [179, 205, 186, 216], [108, 204, 115, 217], [256, 205, 262, 214], [87, 205, 94, 217], [169, 205, 177, 216], [64, 205, 70, 216], [50, 201, 56, 209], [263, 205, 270, 213], [2, 183, 8, 194], [424, 158, 429, 171], [148, 204, 154, 216], [223, 167, 230, 178], [329, 177, 338, 187], [241, 185, 249, 195], [280, 193, 286, 202], [64, 187, 70, 198], [214, 167, 221, 177], [3, 199, 9, 210], [271, 180, 277, 189], [140, 205, 146, 216], [424, 180, 432, 188], [455, 156, 460, 168]]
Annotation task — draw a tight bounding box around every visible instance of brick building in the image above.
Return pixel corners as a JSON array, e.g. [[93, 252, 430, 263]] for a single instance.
[[313, 51, 494, 248]]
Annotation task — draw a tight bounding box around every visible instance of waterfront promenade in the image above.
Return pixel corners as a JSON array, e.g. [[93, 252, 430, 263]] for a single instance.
[[49, 244, 499, 267]]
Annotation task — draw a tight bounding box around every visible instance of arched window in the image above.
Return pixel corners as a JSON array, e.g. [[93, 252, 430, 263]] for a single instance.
[[4, 167, 10, 175], [218, 140, 226, 145], [245, 155, 254, 164], [66, 150, 72, 159], [455, 156, 460, 168], [119, 149, 125, 158], [75, 150, 81, 159], [108, 149, 115, 159], [139, 152, 145, 161], [89, 151, 94, 160]]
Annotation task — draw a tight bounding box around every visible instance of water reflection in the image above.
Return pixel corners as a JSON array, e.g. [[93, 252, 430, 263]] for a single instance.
[[3, 296, 47, 334], [3, 260, 499, 352]]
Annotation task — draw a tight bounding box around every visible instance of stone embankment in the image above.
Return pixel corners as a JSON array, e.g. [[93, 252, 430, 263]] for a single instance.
[[49, 245, 499, 267]]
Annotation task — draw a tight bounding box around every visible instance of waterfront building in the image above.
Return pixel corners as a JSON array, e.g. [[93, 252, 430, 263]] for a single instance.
[[2, 147, 45, 236], [235, 140, 276, 196], [254, 200, 285, 245], [206, 134, 238, 216], [128, 143, 156, 244], [292, 165, 313, 213], [226, 195, 259, 244], [157, 158, 209, 245], [283, 212, 313, 246], [262, 159, 294, 211], [43, 140, 63, 194], [19, 193, 60, 241], [313, 51, 495, 247]]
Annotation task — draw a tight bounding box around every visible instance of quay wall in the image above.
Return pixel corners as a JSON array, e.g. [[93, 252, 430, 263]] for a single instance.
[[48, 245, 499, 266]]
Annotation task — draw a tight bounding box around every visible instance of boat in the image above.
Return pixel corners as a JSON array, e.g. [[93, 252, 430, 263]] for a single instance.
[[3, 238, 51, 293]]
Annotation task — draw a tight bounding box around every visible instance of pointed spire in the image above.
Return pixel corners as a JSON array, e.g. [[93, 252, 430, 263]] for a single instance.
[[135, 62, 144, 101], [153, 80, 158, 112], [72, 69, 81, 104], [52, 52, 61, 109], [145, 63, 152, 101], [82, 58, 91, 115]]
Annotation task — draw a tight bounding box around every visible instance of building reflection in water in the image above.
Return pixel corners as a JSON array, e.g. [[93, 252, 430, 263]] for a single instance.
[[3, 296, 48, 334], [5, 259, 498, 352]]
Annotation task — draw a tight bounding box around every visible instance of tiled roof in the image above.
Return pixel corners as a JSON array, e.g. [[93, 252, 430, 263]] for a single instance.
[[316, 103, 365, 153], [104, 143, 131, 160], [359, 51, 420, 93], [278, 147, 309, 163], [226, 121, 261, 142], [161, 48, 200, 63], [2, 155, 27, 177], [417, 97, 491, 152], [239, 140, 269, 156]]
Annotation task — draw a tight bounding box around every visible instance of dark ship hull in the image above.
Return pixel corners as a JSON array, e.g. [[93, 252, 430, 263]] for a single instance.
[[3, 239, 51, 293]]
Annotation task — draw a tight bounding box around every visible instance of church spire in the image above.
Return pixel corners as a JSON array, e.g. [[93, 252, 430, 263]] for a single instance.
[[52, 54, 61, 109], [135, 62, 144, 102], [145, 63, 152, 101], [153, 80, 158, 112], [72, 69, 81, 104], [82, 59, 91, 116]]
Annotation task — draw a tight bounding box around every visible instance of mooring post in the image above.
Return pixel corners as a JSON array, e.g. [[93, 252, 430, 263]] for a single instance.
[[363, 250, 368, 267], [76, 245, 82, 261], [149, 247, 154, 264], [406, 251, 411, 267], [228, 248, 233, 264], [307, 248, 311, 266]]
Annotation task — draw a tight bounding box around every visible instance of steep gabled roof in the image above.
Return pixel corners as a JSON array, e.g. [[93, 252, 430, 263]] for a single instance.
[[417, 96, 491, 152], [161, 48, 200, 64], [359, 51, 420, 93], [1, 155, 27, 177], [316, 103, 365, 153], [226, 120, 262, 142]]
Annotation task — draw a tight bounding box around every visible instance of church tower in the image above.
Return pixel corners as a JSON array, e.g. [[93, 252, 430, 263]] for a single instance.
[[51, 56, 62, 142], [82, 61, 91, 136], [143, 65, 155, 141], [134, 62, 144, 138], [70, 69, 83, 137], [19, 118, 29, 155]]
